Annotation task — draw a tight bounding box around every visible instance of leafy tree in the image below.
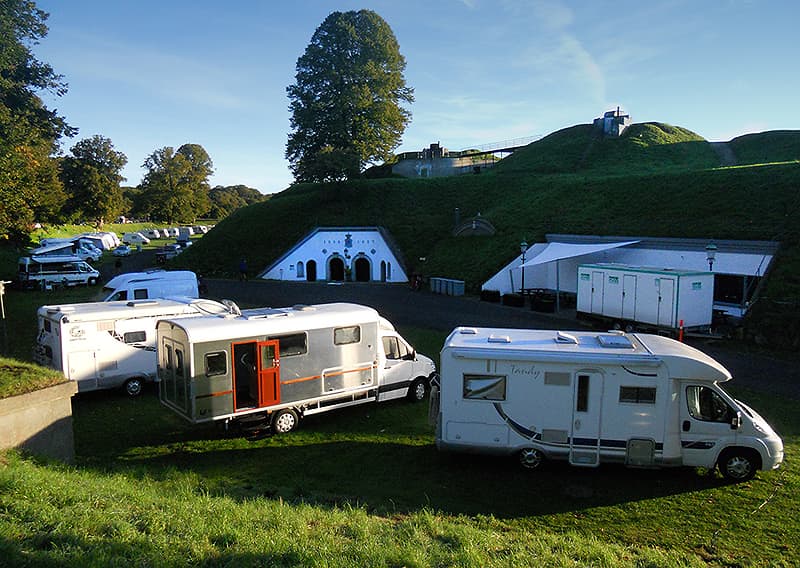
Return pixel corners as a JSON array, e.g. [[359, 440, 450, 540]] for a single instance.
[[138, 143, 213, 223], [0, 0, 74, 242], [286, 10, 413, 183], [207, 184, 266, 218], [60, 135, 127, 228]]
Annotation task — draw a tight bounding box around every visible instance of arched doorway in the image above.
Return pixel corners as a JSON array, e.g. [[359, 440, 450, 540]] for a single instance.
[[306, 260, 317, 281], [296, 261, 304, 279], [380, 261, 387, 282], [354, 257, 371, 282], [328, 257, 345, 281]]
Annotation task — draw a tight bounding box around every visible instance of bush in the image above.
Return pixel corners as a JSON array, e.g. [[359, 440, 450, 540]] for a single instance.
[[502, 293, 525, 307]]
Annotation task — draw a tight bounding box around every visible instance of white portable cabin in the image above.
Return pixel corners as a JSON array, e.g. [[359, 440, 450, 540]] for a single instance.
[[577, 263, 714, 332], [433, 327, 783, 481], [103, 270, 198, 301], [157, 302, 436, 432], [34, 297, 229, 396]]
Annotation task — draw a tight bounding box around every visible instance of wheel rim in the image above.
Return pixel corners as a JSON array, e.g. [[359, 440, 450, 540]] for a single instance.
[[519, 448, 543, 469], [126, 379, 142, 396], [725, 456, 752, 480], [274, 412, 296, 433], [414, 381, 426, 400]]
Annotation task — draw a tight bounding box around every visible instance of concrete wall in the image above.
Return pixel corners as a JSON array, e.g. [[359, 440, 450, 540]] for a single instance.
[[392, 156, 497, 178], [0, 381, 78, 463]]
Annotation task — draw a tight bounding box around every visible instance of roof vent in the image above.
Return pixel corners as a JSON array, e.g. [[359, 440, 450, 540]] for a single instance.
[[598, 335, 634, 349], [459, 327, 478, 335], [555, 331, 579, 344], [292, 304, 315, 311], [487, 334, 511, 344], [127, 300, 159, 307]]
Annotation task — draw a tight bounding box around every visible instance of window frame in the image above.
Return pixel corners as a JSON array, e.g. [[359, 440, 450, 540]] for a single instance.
[[462, 374, 507, 401], [205, 351, 227, 376]]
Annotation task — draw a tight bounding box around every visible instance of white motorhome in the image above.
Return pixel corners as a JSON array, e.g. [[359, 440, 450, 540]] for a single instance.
[[30, 241, 102, 263], [577, 263, 714, 333], [103, 270, 198, 301], [432, 327, 783, 482], [34, 298, 229, 396], [122, 232, 151, 246], [18, 256, 101, 289], [157, 302, 436, 433]]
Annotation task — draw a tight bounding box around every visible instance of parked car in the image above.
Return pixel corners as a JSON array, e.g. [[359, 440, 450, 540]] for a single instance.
[[113, 245, 132, 257]]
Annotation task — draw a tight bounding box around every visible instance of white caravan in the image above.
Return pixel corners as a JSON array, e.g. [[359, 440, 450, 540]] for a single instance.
[[577, 263, 714, 334], [103, 270, 198, 301], [122, 232, 151, 246], [157, 302, 436, 433], [34, 297, 229, 396], [432, 327, 783, 482], [18, 255, 101, 289]]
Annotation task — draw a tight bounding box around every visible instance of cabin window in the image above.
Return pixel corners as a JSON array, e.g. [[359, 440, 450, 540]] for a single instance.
[[686, 386, 733, 423], [334, 325, 361, 345], [576, 374, 590, 412], [463, 374, 506, 401], [175, 349, 185, 377], [205, 352, 227, 376], [544, 371, 570, 386], [619, 386, 656, 404], [270, 333, 307, 357], [123, 331, 147, 344], [383, 336, 411, 360], [165, 344, 173, 370], [133, 288, 148, 299]]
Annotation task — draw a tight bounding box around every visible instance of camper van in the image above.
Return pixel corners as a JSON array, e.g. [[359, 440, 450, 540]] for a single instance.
[[157, 302, 436, 433], [34, 298, 229, 396], [432, 327, 783, 482], [103, 270, 198, 301], [30, 240, 102, 263], [18, 256, 101, 289]]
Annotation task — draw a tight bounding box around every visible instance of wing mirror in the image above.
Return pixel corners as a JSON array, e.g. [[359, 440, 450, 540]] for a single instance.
[[730, 411, 742, 430]]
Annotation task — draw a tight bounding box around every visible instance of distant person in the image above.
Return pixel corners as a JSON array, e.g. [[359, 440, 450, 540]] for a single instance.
[[239, 257, 248, 281], [114, 259, 122, 274]]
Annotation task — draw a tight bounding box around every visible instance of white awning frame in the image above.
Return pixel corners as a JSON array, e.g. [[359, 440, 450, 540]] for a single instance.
[[521, 240, 640, 267]]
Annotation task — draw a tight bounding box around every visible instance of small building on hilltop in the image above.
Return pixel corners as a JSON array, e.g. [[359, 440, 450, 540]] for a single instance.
[[259, 227, 408, 283], [594, 107, 632, 137]]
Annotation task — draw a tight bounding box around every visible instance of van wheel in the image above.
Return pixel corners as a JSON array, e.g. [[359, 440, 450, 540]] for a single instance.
[[518, 448, 545, 470], [88, 277, 98, 286], [718, 448, 759, 482], [124, 377, 144, 397], [271, 409, 299, 434], [407, 378, 427, 402]]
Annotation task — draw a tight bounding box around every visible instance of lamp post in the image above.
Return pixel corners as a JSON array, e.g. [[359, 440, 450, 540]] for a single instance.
[[519, 240, 528, 294], [705, 241, 718, 271]]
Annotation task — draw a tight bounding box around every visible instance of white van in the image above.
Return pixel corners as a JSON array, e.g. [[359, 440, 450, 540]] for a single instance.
[[102, 270, 199, 301], [157, 302, 437, 433], [34, 297, 229, 396], [432, 327, 783, 482], [18, 256, 101, 289], [122, 232, 151, 246]]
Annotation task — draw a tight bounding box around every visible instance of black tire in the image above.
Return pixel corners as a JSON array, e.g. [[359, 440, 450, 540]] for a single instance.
[[407, 378, 427, 402], [718, 448, 759, 482], [124, 377, 144, 397], [271, 409, 299, 434], [518, 448, 545, 470]]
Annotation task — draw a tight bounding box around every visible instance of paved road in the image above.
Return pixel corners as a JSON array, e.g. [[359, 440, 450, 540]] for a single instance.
[[205, 278, 800, 400]]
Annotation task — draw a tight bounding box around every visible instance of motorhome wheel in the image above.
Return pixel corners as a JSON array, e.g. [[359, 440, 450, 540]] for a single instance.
[[518, 448, 544, 470], [408, 378, 427, 402], [718, 448, 759, 482], [124, 377, 143, 397], [272, 409, 299, 434]]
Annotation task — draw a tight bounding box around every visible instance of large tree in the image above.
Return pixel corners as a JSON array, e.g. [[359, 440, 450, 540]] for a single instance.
[[138, 143, 213, 224], [286, 10, 413, 183], [60, 135, 127, 228], [0, 0, 74, 242]]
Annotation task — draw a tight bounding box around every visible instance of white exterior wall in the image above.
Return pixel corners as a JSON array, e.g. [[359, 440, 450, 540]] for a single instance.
[[261, 229, 408, 283]]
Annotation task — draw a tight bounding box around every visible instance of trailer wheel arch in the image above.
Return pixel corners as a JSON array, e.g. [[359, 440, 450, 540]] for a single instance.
[[271, 408, 300, 434], [518, 448, 545, 470], [123, 376, 145, 397], [717, 447, 761, 482]]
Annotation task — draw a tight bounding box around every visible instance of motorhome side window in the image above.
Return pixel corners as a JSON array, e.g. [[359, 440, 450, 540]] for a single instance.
[[270, 333, 307, 357], [619, 386, 656, 404], [205, 352, 227, 376], [576, 375, 590, 412], [133, 289, 148, 300], [165, 344, 173, 370], [43, 319, 51, 333], [175, 349, 185, 377], [123, 331, 146, 344], [334, 325, 360, 345], [383, 336, 410, 360], [686, 386, 733, 423], [463, 374, 506, 401]]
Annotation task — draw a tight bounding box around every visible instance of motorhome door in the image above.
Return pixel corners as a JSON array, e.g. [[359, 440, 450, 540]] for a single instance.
[[679, 384, 739, 467], [570, 371, 603, 466], [232, 340, 280, 410], [257, 340, 280, 407]]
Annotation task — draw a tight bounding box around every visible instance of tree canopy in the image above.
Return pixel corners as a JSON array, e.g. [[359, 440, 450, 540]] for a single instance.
[[0, 0, 74, 242], [286, 10, 413, 183]]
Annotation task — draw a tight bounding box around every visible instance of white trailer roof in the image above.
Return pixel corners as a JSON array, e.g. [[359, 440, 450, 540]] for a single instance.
[[38, 298, 228, 322], [444, 327, 731, 382], [160, 302, 381, 344]]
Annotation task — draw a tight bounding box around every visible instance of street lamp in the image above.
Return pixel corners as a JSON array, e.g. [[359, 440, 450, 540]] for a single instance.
[[520, 240, 528, 293], [705, 241, 718, 271]]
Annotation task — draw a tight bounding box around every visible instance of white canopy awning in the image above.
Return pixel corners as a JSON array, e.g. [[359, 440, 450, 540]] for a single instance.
[[521, 240, 639, 267]]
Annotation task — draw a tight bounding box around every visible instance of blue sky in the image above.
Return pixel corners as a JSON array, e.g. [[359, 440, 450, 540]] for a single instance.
[[34, 0, 799, 194]]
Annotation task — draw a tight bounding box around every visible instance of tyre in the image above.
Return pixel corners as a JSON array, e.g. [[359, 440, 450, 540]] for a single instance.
[[718, 448, 759, 482], [124, 377, 144, 397], [271, 409, 299, 434], [518, 448, 545, 470], [407, 378, 427, 402]]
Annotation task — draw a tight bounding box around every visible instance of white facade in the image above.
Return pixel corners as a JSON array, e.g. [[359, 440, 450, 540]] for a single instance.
[[260, 227, 408, 283]]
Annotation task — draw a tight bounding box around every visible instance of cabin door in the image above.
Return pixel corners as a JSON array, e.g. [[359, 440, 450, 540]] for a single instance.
[[257, 340, 281, 407], [569, 371, 603, 467]]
